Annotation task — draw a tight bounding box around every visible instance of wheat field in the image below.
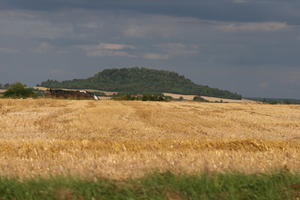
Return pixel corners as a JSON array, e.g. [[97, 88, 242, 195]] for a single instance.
[[0, 99, 299, 179]]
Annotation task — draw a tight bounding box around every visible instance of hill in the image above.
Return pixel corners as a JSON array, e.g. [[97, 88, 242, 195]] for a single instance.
[[40, 67, 242, 99]]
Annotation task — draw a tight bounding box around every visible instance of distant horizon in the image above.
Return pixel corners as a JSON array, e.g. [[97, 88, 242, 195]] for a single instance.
[[2, 66, 300, 100]]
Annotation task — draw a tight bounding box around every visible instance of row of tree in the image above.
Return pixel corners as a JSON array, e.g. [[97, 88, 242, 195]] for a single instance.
[[112, 94, 172, 101], [248, 97, 300, 105]]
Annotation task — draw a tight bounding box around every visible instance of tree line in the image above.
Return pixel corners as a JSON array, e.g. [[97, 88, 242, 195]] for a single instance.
[[248, 97, 300, 105]]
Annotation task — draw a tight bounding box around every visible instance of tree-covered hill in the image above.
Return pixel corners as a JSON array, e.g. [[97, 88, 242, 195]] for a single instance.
[[40, 67, 242, 99]]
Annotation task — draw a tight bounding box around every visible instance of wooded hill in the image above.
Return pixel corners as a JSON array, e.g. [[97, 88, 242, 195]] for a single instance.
[[40, 67, 242, 99]]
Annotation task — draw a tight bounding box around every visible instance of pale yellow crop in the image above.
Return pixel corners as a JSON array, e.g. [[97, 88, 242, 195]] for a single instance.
[[0, 99, 299, 179]]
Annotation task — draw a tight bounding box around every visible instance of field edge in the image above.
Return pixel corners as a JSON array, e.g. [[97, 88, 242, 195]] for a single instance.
[[0, 171, 299, 200]]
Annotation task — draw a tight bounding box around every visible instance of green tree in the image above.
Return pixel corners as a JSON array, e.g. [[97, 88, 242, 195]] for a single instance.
[[193, 96, 208, 102], [3, 82, 34, 98]]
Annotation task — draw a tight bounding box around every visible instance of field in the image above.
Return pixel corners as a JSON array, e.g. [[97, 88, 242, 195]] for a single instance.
[[0, 99, 299, 180], [163, 92, 257, 103]]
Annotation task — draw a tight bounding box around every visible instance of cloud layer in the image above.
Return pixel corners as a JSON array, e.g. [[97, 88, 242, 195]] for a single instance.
[[0, 1, 300, 98]]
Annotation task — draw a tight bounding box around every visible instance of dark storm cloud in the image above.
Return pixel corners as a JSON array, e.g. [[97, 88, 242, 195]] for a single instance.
[[1, 0, 300, 24]]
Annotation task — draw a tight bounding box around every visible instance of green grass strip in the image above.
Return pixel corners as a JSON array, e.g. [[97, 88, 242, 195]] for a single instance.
[[0, 171, 299, 200]]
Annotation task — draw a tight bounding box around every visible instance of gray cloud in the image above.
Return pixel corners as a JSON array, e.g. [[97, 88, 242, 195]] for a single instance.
[[215, 22, 290, 32], [143, 53, 169, 60], [0, 47, 20, 54], [78, 43, 137, 57], [1, 0, 300, 24], [0, 1, 300, 98], [148, 43, 200, 60]]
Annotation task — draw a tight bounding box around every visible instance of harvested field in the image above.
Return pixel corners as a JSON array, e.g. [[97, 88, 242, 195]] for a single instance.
[[163, 92, 257, 103], [0, 99, 299, 179]]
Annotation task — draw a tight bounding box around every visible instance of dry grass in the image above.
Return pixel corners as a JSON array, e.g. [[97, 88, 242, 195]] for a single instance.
[[200, 96, 257, 103], [0, 99, 299, 179], [163, 92, 257, 103]]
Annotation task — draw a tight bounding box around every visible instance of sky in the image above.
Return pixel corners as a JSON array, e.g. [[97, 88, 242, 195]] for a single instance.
[[0, 0, 300, 98]]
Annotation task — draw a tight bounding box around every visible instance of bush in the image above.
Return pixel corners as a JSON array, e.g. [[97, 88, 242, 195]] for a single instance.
[[3, 82, 34, 98], [193, 96, 209, 102], [113, 94, 171, 101], [178, 96, 184, 101]]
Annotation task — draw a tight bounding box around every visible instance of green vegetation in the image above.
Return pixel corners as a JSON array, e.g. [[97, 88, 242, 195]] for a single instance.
[[112, 93, 171, 101], [248, 97, 300, 105], [3, 82, 34, 98], [0, 172, 298, 200], [193, 96, 209, 102], [40, 67, 242, 99]]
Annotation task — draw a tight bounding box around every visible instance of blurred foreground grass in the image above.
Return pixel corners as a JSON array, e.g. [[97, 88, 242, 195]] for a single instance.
[[0, 171, 299, 200]]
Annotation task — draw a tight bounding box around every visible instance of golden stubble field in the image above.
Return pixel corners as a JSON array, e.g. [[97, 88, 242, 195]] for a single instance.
[[0, 99, 299, 179]]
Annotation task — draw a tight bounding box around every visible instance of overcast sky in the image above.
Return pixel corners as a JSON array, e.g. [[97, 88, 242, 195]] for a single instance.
[[0, 0, 300, 98]]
